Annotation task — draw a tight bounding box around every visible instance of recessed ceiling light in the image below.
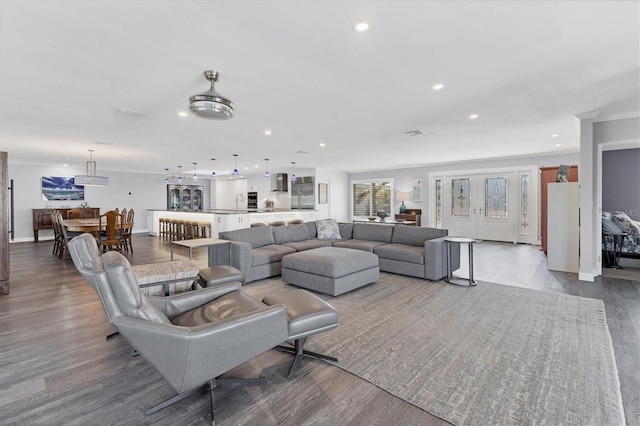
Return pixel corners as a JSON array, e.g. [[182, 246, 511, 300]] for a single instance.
[[264, 129, 272, 135], [555, 143, 562, 147], [178, 112, 188, 117], [63, 163, 68, 167], [319, 142, 326, 147], [432, 83, 444, 91], [254, 165, 259, 168], [469, 114, 479, 120], [551, 134, 559, 138], [354, 22, 369, 32]]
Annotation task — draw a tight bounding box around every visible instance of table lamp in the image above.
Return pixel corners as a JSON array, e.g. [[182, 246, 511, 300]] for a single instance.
[[397, 191, 410, 214]]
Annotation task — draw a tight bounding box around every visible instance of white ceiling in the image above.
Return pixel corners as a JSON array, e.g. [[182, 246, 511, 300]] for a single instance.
[[1, 1, 638, 177]]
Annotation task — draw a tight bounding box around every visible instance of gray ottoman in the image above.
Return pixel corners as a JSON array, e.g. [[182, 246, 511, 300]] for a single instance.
[[262, 289, 339, 377], [282, 247, 379, 296], [198, 265, 245, 287]]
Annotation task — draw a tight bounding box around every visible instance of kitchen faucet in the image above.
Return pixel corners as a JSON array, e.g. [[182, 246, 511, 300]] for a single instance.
[[235, 193, 245, 210]]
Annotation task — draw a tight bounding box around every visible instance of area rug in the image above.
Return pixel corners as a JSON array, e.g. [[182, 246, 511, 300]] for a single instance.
[[244, 273, 626, 426]]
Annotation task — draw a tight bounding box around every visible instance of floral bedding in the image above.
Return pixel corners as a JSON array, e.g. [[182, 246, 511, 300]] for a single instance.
[[602, 211, 640, 257]]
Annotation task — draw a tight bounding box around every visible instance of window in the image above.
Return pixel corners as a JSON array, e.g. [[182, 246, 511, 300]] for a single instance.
[[352, 180, 392, 218]]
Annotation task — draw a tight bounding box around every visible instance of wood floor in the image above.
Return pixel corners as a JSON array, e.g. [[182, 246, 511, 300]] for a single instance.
[[1, 236, 638, 426]]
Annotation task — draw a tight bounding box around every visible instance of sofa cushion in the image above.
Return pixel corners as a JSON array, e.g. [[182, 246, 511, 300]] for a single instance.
[[283, 239, 334, 251], [352, 223, 394, 243], [305, 221, 317, 238], [374, 243, 425, 264], [333, 239, 389, 252], [391, 225, 447, 246], [273, 223, 312, 244], [251, 244, 296, 266], [316, 219, 341, 239], [338, 223, 354, 239], [220, 225, 275, 248]]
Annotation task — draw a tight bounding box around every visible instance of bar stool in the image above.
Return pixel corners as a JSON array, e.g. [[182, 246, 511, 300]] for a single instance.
[[288, 219, 303, 225], [197, 221, 211, 238], [270, 221, 286, 227], [183, 221, 195, 240], [159, 218, 168, 239], [168, 219, 180, 241], [251, 222, 266, 227]]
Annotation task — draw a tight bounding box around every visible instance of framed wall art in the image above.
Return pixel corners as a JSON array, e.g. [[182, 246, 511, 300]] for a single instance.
[[41, 176, 85, 201], [410, 178, 422, 201]]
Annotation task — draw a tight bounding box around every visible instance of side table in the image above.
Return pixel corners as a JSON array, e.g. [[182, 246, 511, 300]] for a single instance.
[[170, 238, 231, 266], [444, 237, 478, 286]]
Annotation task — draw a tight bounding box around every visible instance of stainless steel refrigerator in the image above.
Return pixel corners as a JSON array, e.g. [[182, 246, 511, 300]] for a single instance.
[[291, 176, 315, 209]]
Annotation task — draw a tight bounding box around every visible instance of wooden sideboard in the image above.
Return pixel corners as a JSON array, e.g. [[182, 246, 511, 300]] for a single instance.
[[540, 166, 578, 254], [395, 208, 422, 227], [32, 208, 100, 242]]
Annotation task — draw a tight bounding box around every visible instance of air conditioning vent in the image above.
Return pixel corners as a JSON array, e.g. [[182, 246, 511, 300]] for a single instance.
[[404, 129, 425, 137]]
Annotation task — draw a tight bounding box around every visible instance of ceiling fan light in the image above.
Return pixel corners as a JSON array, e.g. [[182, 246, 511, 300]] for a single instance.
[[189, 70, 234, 120]]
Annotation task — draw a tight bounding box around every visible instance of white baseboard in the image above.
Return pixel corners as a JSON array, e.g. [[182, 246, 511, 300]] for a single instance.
[[578, 272, 595, 282]]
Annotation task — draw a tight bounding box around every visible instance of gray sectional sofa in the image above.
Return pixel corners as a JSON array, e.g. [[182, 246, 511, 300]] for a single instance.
[[219, 222, 460, 284]]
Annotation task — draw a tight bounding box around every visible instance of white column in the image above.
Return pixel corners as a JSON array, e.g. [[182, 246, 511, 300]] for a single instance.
[[575, 111, 599, 282]]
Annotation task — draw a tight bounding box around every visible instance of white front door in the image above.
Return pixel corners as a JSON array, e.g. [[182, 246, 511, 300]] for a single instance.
[[433, 168, 537, 244]]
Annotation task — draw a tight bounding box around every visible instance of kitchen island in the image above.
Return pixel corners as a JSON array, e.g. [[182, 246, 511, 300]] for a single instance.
[[147, 209, 319, 237]]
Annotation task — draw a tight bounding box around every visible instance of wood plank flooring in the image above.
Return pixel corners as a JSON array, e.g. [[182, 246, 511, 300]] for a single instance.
[[1, 236, 638, 425]]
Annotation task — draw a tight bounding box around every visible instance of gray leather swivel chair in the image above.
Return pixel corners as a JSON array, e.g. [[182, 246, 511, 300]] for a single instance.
[[68, 235, 289, 424]]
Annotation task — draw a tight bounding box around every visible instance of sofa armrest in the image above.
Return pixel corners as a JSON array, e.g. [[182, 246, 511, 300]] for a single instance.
[[147, 282, 243, 318], [228, 241, 253, 277], [424, 237, 460, 280]]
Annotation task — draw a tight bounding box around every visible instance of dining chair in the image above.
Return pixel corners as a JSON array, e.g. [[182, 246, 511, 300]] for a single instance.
[[98, 210, 124, 253], [120, 209, 135, 253], [66, 207, 82, 219], [50, 212, 62, 256], [54, 212, 71, 259]]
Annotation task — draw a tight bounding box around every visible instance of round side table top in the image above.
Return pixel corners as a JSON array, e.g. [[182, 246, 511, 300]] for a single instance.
[[444, 237, 478, 244]]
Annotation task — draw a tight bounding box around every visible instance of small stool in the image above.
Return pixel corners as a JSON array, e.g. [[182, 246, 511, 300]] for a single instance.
[[198, 265, 245, 287], [270, 221, 286, 227], [262, 289, 339, 378]]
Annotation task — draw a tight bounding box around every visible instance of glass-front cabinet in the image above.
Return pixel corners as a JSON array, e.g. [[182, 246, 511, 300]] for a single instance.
[[167, 184, 204, 211]]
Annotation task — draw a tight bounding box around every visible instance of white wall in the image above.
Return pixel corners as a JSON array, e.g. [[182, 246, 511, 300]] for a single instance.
[[8, 163, 166, 241], [348, 152, 581, 225], [315, 168, 348, 222]]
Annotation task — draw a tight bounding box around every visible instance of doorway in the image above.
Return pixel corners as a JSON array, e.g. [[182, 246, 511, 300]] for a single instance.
[[430, 167, 538, 244]]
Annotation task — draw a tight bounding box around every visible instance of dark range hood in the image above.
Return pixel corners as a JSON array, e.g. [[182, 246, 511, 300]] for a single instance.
[[273, 173, 288, 192]]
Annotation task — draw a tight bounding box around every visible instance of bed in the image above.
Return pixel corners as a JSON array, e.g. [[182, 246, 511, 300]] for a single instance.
[[602, 211, 640, 263]]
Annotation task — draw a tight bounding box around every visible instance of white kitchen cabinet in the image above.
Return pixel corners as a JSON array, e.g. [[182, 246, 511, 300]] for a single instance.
[[215, 213, 250, 236]]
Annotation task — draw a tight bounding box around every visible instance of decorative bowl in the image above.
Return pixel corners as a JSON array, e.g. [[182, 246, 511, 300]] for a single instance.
[[368, 217, 377, 221]]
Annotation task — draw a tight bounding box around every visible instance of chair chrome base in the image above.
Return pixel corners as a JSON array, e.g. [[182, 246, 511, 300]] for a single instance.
[[275, 338, 338, 378], [146, 377, 265, 425]]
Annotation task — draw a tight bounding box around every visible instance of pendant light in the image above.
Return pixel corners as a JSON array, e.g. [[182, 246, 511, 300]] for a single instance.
[[232, 154, 239, 177], [177, 165, 183, 183], [264, 159, 270, 179], [210, 158, 217, 179], [192, 162, 198, 181], [75, 149, 109, 186], [163, 168, 169, 184], [291, 161, 297, 182]]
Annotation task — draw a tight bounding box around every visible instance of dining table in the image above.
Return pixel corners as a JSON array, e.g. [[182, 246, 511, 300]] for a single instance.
[[63, 218, 105, 233]]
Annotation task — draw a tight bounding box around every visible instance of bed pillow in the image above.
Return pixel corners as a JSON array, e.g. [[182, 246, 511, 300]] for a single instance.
[[602, 211, 624, 234], [315, 219, 341, 240], [611, 211, 640, 236]]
